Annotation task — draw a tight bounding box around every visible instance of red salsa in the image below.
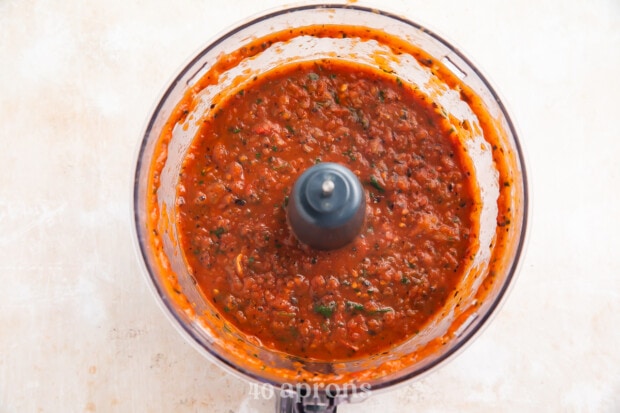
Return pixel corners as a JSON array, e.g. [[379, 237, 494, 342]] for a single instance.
[[176, 60, 475, 360]]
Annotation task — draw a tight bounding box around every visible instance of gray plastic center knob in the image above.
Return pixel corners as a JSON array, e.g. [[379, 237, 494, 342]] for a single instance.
[[287, 162, 366, 250]]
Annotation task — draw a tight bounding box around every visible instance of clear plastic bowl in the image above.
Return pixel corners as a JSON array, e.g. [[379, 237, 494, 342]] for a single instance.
[[132, 4, 528, 411]]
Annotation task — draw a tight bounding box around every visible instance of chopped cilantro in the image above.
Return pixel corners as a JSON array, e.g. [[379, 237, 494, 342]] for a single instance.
[[332, 92, 340, 105], [210, 227, 226, 239], [346, 301, 365, 312], [369, 175, 385, 192], [369, 307, 393, 315], [343, 149, 356, 162], [314, 301, 336, 318]]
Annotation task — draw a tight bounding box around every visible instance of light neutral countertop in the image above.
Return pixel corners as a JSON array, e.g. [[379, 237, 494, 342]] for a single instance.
[[1, 0, 619, 412]]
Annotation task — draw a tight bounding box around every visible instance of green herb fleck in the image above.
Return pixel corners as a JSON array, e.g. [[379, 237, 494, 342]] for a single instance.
[[285, 124, 295, 134], [369, 307, 393, 315], [369, 175, 385, 192], [349, 107, 369, 128], [314, 301, 336, 318], [346, 301, 365, 312], [332, 92, 340, 105], [343, 149, 356, 162], [210, 227, 226, 239], [256, 98, 263, 104], [308, 73, 319, 81], [229, 126, 242, 134]]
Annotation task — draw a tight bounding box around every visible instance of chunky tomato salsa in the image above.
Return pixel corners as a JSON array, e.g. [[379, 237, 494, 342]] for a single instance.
[[176, 60, 475, 360]]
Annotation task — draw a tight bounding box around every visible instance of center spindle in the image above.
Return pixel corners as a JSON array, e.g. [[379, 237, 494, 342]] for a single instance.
[[286, 162, 366, 250]]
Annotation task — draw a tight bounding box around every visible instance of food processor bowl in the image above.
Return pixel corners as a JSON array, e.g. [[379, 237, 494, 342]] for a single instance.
[[133, 4, 528, 412]]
